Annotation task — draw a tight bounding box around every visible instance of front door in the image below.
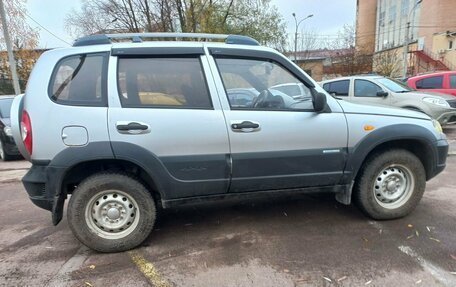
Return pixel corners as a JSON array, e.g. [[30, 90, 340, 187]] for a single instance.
[[208, 53, 348, 192]]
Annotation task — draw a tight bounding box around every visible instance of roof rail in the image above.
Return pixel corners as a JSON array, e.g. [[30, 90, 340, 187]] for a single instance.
[[73, 33, 260, 47]]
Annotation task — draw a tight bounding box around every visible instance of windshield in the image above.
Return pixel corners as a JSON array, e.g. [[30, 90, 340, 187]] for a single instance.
[[377, 78, 413, 93], [0, 98, 13, 118]]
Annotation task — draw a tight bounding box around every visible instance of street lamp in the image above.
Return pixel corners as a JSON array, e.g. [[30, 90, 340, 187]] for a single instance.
[[292, 13, 314, 63], [402, 0, 423, 78]]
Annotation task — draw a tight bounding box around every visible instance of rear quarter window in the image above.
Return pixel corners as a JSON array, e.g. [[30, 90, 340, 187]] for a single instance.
[[49, 53, 107, 106]]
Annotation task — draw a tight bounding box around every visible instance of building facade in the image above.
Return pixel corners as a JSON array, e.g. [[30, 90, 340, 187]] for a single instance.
[[356, 0, 456, 77]]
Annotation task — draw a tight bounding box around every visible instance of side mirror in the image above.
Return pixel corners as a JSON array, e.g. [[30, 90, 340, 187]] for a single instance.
[[313, 92, 327, 112], [377, 91, 389, 97]]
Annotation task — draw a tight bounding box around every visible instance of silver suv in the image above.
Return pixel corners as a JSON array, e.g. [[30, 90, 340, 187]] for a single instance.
[[320, 76, 456, 125], [11, 33, 449, 252]]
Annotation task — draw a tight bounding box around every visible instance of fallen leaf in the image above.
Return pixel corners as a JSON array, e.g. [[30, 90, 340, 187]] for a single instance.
[[323, 276, 332, 282], [450, 254, 456, 261], [283, 269, 290, 273], [85, 282, 93, 287], [429, 237, 441, 243], [337, 276, 347, 282], [450, 271, 456, 275], [415, 230, 419, 237], [379, 229, 383, 235], [415, 279, 422, 284], [365, 280, 372, 285], [408, 224, 413, 228], [88, 265, 95, 270], [283, 212, 288, 217], [426, 226, 431, 232], [363, 237, 369, 242], [407, 234, 415, 240]]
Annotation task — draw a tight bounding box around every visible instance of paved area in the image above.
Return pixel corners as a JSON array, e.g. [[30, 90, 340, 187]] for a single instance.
[[0, 129, 456, 286]]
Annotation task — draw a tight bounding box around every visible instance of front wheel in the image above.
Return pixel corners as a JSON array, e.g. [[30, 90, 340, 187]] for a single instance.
[[354, 149, 426, 220], [68, 173, 156, 252]]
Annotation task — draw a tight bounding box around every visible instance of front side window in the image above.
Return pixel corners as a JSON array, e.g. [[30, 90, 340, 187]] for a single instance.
[[215, 58, 313, 111], [416, 76, 444, 89], [323, 80, 349, 97], [50, 53, 106, 106], [354, 80, 383, 97], [117, 57, 212, 109]]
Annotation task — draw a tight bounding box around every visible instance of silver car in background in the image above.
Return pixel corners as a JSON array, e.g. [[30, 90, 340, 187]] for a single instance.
[[320, 76, 456, 125]]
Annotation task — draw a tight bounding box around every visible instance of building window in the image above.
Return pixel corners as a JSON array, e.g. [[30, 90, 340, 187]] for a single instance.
[[401, 0, 409, 16], [379, 11, 385, 27], [389, 5, 396, 25]]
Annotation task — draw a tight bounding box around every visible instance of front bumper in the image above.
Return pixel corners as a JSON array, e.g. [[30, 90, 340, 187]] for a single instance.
[[2, 135, 20, 156], [430, 139, 449, 179], [434, 110, 456, 125], [22, 164, 67, 225]]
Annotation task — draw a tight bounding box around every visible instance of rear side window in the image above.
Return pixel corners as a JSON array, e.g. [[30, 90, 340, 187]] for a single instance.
[[323, 80, 349, 97], [416, 76, 443, 89], [50, 53, 107, 106], [117, 57, 212, 109], [450, 75, 456, 88]]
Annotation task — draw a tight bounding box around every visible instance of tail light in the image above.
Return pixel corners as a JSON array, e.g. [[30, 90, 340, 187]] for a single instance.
[[21, 110, 32, 155]]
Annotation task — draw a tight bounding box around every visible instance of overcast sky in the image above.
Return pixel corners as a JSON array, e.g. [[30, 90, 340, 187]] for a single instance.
[[25, 0, 356, 48]]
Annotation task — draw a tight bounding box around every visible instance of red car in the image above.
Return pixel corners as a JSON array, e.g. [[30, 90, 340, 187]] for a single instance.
[[407, 71, 456, 96]]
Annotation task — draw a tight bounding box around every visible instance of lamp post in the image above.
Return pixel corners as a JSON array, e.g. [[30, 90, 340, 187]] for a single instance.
[[402, 0, 423, 78], [292, 13, 313, 63]]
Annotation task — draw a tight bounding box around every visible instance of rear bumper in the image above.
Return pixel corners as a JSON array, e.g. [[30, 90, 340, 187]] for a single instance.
[[22, 164, 66, 225]]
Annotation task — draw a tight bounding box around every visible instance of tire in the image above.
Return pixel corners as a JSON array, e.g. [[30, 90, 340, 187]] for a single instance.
[[67, 173, 156, 252], [0, 139, 12, 161], [353, 149, 426, 220]]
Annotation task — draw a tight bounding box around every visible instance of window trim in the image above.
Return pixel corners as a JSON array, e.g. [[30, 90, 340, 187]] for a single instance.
[[47, 52, 109, 107], [213, 56, 316, 112], [354, 79, 383, 97], [115, 56, 214, 110]]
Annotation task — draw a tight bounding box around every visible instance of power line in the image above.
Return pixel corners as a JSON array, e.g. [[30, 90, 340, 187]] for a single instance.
[[10, 1, 71, 46]]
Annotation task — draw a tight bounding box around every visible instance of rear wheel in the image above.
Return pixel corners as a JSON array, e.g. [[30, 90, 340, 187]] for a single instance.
[[354, 149, 426, 219], [68, 173, 156, 252]]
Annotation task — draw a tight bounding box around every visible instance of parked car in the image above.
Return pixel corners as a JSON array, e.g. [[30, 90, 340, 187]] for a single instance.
[[320, 75, 456, 125], [11, 33, 448, 252], [407, 71, 456, 96], [0, 96, 21, 161]]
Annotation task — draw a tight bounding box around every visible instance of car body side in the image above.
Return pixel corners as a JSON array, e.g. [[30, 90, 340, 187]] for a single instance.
[[11, 43, 448, 225]]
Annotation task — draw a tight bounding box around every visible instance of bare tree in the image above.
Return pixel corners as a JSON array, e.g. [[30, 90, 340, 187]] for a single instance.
[[325, 24, 373, 77], [65, 0, 286, 48], [373, 49, 401, 77]]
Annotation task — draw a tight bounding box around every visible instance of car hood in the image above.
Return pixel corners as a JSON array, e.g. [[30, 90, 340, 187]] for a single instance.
[[337, 100, 430, 120]]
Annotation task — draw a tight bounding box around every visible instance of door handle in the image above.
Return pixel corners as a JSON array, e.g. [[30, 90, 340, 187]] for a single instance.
[[116, 121, 150, 134], [231, 121, 260, 132]]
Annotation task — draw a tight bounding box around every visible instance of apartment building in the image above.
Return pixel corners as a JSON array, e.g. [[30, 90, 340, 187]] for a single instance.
[[356, 0, 456, 77]]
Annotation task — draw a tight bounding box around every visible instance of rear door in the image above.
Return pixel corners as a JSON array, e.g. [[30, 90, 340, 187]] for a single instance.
[[208, 49, 348, 192], [107, 47, 230, 199]]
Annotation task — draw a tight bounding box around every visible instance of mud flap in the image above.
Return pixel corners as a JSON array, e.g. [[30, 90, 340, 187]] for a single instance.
[[335, 181, 354, 205]]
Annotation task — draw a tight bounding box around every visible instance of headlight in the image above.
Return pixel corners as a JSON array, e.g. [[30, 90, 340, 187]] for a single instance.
[[422, 97, 450, 108], [3, 126, 12, 137], [432, 119, 443, 133]]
